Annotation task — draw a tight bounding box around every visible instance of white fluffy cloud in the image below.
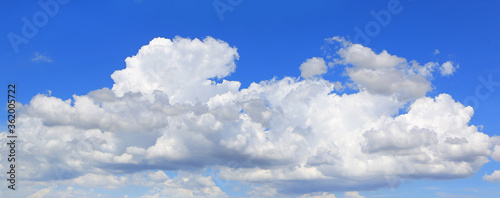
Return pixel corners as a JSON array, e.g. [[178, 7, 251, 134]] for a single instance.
[[440, 61, 457, 76], [0, 36, 495, 197], [486, 140, 500, 183], [111, 36, 240, 104], [328, 37, 458, 101], [300, 57, 328, 78], [332, 37, 428, 101], [483, 170, 500, 183], [492, 145, 500, 162]]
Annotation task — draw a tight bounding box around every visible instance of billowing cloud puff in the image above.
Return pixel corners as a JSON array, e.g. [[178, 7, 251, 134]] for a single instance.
[[0, 36, 495, 197], [483, 170, 500, 183], [492, 145, 500, 162], [440, 61, 458, 76], [111, 36, 240, 104], [485, 138, 500, 183], [328, 37, 457, 101], [300, 57, 328, 78]]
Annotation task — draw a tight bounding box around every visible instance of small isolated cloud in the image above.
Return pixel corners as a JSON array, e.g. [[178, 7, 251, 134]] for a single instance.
[[411, 61, 439, 78], [440, 61, 457, 76], [31, 52, 53, 63], [434, 49, 440, 55], [300, 57, 328, 78], [483, 170, 500, 182], [345, 191, 365, 198]]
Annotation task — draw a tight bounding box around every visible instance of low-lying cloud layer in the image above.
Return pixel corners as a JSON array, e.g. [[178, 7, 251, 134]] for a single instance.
[[1, 36, 497, 197]]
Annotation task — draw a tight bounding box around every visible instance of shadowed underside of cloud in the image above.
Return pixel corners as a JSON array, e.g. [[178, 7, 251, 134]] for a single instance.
[[0, 36, 496, 197]]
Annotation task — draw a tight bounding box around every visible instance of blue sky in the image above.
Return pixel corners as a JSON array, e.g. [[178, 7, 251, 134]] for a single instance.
[[1, 0, 500, 197]]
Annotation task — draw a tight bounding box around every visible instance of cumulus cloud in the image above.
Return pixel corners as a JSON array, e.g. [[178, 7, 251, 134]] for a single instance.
[[492, 145, 500, 162], [111, 36, 240, 103], [0, 36, 495, 197], [328, 37, 428, 101], [483, 170, 500, 183], [300, 57, 328, 78], [440, 61, 458, 76], [486, 142, 500, 183], [327, 37, 458, 101]]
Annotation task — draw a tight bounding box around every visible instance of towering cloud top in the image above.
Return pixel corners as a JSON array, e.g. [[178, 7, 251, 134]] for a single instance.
[[111, 37, 241, 103]]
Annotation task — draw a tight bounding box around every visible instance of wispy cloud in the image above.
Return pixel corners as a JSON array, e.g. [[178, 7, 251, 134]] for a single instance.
[[434, 49, 440, 55], [31, 52, 53, 63]]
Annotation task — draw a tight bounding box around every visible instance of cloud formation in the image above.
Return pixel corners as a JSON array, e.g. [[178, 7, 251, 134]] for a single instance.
[[31, 52, 53, 63], [300, 57, 328, 78], [329, 37, 433, 101], [1, 36, 495, 197], [483, 170, 500, 183], [440, 61, 458, 76], [111, 36, 240, 104]]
